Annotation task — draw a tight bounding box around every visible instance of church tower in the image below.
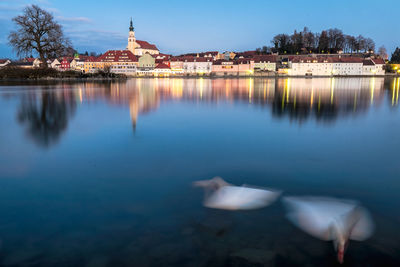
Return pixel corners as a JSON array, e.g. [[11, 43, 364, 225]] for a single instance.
[[127, 18, 136, 54]]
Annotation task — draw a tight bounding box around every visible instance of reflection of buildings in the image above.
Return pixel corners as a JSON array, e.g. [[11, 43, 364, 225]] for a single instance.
[[10, 78, 396, 146], [77, 77, 392, 130], [272, 78, 385, 123], [389, 77, 400, 107]]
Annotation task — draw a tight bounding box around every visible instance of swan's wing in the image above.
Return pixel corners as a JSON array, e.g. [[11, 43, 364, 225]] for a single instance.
[[204, 186, 281, 210], [347, 207, 374, 241], [193, 177, 231, 189], [283, 197, 358, 241]]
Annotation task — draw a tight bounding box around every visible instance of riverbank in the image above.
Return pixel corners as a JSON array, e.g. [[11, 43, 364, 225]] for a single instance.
[[0, 67, 398, 82], [0, 67, 127, 81]]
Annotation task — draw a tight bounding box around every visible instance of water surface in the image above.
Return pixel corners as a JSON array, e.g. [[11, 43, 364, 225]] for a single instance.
[[0, 77, 399, 266]]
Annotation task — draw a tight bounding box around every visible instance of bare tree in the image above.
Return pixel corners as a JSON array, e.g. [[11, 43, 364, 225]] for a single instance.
[[378, 46, 388, 59], [318, 31, 329, 53], [8, 5, 72, 67], [344, 35, 356, 53], [364, 38, 375, 53], [271, 34, 291, 53], [327, 28, 345, 52], [356, 35, 366, 52], [302, 27, 315, 52]]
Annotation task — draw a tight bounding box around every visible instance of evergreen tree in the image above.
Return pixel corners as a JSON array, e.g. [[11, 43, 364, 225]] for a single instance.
[[390, 47, 400, 63]]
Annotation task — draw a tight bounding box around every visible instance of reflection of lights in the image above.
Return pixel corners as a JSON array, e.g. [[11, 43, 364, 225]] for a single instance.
[[318, 95, 321, 112], [397, 78, 400, 105], [199, 78, 204, 99], [249, 78, 253, 103], [354, 92, 357, 112], [282, 83, 286, 110], [370, 78, 375, 104], [310, 87, 314, 107], [330, 78, 335, 104], [263, 81, 267, 100], [286, 79, 291, 103], [79, 87, 83, 103], [393, 78, 399, 106]]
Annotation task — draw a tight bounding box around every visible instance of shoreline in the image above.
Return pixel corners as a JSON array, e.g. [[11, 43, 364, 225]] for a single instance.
[[0, 74, 398, 82]]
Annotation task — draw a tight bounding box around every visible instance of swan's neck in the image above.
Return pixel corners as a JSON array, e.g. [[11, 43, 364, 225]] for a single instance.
[[331, 223, 347, 264]]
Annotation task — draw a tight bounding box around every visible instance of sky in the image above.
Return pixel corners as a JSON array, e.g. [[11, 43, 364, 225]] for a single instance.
[[0, 0, 399, 58]]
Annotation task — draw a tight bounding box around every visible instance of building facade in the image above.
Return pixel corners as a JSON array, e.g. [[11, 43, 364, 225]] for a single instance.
[[183, 57, 213, 75]]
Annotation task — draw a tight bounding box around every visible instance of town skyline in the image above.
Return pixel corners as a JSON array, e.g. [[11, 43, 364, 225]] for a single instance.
[[0, 0, 399, 58]]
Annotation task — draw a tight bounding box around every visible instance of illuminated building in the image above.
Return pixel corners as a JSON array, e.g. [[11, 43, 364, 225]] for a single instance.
[[126, 18, 159, 56]]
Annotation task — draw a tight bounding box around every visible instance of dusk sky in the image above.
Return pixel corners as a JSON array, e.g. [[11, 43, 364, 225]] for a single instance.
[[0, 0, 399, 58]]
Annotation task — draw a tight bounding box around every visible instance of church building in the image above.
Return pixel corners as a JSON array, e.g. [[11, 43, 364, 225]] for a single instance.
[[127, 19, 160, 56]]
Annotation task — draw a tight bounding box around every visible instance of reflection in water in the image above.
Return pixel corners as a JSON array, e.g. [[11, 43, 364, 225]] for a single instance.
[[18, 88, 76, 147], [80, 77, 391, 128], [0, 77, 400, 266], [391, 77, 400, 106], [10, 77, 397, 145]]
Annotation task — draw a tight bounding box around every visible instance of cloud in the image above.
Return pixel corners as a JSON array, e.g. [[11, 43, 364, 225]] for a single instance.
[[57, 16, 92, 23]]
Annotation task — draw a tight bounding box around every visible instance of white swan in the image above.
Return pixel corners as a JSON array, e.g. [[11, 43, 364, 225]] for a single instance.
[[283, 196, 374, 263], [193, 177, 281, 210]]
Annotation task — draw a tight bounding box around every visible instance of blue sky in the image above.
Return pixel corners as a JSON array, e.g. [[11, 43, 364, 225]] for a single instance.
[[0, 0, 399, 58]]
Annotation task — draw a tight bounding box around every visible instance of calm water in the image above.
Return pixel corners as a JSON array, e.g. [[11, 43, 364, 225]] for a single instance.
[[0, 77, 399, 266]]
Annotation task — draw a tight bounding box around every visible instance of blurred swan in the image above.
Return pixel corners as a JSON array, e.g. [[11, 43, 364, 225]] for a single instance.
[[193, 177, 281, 210], [283, 196, 374, 263]]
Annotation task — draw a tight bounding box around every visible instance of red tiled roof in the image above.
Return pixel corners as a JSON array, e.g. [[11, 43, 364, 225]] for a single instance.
[[363, 59, 375, 66], [60, 57, 74, 63], [291, 56, 363, 64], [372, 58, 385, 64], [334, 57, 363, 63], [136, 40, 158, 51], [155, 63, 170, 69], [235, 51, 258, 58], [204, 51, 219, 56], [178, 51, 219, 58], [253, 55, 277, 63], [24, 57, 35, 63], [169, 57, 184, 62], [183, 57, 212, 62], [97, 50, 138, 62], [85, 56, 99, 62], [235, 58, 252, 64], [157, 53, 171, 58], [291, 57, 330, 63]]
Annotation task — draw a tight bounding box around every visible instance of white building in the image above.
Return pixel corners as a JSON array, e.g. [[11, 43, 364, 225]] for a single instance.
[[332, 58, 363, 76], [290, 57, 334, 76], [183, 57, 213, 75], [362, 58, 385, 76], [154, 63, 171, 76], [72, 59, 86, 72], [0, 59, 11, 68], [50, 59, 61, 70], [289, 57, 379, 76], [33, 58, 52, 68], [110, 63, 137, 76]]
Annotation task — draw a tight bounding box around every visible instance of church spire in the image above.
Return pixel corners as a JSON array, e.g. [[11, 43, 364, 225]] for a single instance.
[[129, 18, 134, 32]]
